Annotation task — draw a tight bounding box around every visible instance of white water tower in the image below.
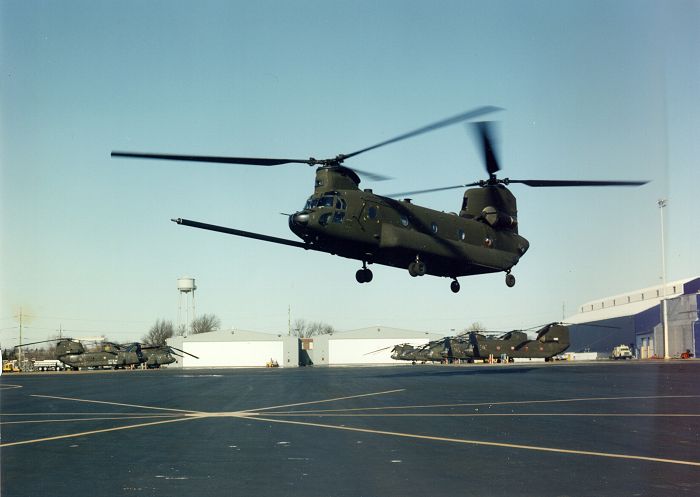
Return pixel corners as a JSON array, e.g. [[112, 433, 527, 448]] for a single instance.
[[177, 277, 196, 336]]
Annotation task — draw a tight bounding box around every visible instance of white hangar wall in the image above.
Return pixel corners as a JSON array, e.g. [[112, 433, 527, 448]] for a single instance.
[[167, 329, 298, 368]]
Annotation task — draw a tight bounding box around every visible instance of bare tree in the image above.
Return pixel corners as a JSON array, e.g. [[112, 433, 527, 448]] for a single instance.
[[291, 319, 334, 338], [463, 322, 486, 333], [143, 319, 175, 346], [191, 314, 221, 335]]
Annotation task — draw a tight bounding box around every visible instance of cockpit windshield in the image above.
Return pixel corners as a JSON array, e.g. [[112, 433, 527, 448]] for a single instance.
[[304, 194, 346, 211]]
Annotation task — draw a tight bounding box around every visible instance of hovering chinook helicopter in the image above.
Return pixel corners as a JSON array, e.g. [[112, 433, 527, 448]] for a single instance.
[[112, 106, 646, 292]]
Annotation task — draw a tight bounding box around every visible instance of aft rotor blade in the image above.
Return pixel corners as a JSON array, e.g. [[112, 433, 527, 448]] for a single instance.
[[170, 346, 199, 359], [509, 179, 649, 187], [386, 182, 481, 198], [111, 151, 314, 167], [342, 106, 502, 161], [472, 121, 501, 175]]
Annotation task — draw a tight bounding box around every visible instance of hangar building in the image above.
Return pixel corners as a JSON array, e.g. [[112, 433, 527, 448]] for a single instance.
[[167, 330, 299, 368], [565, 276, 700, 358], [167, 326, 444, 368], [302, 326, 445, 366]]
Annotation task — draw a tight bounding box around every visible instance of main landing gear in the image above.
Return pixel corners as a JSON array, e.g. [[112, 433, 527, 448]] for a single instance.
[[450, 279, 460, 293], [356, 262, 373, 284], [505, 271, 516, 288], [408, 256, 426, 277]]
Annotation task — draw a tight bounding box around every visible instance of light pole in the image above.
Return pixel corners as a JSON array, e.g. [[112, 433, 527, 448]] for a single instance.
[[658, 199, 669, 359]]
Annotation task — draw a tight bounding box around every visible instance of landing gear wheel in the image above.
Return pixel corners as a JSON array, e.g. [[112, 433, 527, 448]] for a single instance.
[[356, 268, 373, 283], [450, 279, 460, 293], [505, 273, 516, 287], [409, 256, 427, 277]]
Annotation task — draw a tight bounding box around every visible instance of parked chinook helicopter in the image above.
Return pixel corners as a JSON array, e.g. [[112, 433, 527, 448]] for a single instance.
[[140, 345, 197, 368], [15, 339, 197, 370], [390, 322, 570, 364], [112, 106, 647, 292]]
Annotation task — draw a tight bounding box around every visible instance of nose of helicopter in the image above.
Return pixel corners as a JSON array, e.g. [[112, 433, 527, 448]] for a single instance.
[[290, 212, 310, 226]]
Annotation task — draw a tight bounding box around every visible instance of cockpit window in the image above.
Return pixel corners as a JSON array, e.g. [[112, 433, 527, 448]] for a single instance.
[[319, 195, 335, 208], [304, 197, 318, 210]]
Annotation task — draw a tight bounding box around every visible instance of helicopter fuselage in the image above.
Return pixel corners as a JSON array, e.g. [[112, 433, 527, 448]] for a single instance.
[[288, 166, 529, 280]]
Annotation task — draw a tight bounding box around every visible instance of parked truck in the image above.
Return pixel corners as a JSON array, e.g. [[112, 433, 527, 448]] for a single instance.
[[611, 344, 633, 360]]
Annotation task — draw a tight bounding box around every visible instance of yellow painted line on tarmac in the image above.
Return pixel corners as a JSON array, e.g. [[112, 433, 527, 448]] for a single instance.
[[274, 394, 700, 414], [1, 415, 180, 425], [0, 416, 199, 448], [246, 388, 406, 413], [0, 412, 179, 416], [250, 415, 700, 467], [262, 412, 700, 418], [30, 394, 204, 414]]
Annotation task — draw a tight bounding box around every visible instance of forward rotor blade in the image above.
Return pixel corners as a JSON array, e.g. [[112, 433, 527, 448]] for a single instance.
[[14, 338, 67, 348], [111, 151, 313, 167], [386, 182, 480, 198], [170, 346, 199, 359], [472, 121, 500, 175], [342, 106, 503, 161], [349, 167, 393, 182], [509, 179, 649, 187]]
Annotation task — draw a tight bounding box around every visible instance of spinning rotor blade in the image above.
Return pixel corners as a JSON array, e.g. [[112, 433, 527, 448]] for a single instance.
[[507, 179, 649, 187], [472, 121, 500, 175], [111, 152, 313, 167], [387, 182, 480, 198], [343, 106, 502, 161]]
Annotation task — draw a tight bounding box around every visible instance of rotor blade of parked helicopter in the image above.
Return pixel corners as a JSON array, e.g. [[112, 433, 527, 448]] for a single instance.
[[168, 350, 184, 358], [342, 106, 503, 161], [472, 121, 501, 176], [169, 346, 199, 359], [14, 338, 67, 348], [111, 151, 314, 166], [386, 182, 481, 198], [363, 346, 393, 356], [508, 179, 649, 187]]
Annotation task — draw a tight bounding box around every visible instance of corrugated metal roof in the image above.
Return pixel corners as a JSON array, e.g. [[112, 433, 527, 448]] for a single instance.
[[566, 276, 698, 324]]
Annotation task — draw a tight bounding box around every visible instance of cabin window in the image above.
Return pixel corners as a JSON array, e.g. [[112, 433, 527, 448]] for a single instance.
[[458, 229, 465, 240], [400, 214, 409, 227], [431, 222, 438, 234], [368, 206, 378, 219]]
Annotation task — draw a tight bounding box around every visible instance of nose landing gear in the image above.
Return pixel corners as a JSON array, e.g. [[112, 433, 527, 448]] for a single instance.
[[505, 271, 516, 288], [450, 279, 460, 293]]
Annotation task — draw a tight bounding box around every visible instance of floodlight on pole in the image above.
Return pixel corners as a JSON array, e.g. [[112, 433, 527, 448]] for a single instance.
[[658, 199, 669, 360]]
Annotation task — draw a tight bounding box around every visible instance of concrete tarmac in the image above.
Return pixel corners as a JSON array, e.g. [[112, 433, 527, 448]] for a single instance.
[[2, 361, 699, 497]]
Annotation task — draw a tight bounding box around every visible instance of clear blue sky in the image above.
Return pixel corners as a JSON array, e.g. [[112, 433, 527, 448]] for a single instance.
[[2, 0, 698, 346]]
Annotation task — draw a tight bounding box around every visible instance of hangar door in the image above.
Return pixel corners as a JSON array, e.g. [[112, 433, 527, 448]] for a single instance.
[[329, 338, 429, 365], [182, 341, 283, 367]]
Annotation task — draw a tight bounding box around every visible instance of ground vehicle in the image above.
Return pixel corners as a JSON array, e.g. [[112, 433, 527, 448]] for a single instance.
[[33, 359, 67, 371], [2, 360, 21, 372], [611, 345, 633, 360]]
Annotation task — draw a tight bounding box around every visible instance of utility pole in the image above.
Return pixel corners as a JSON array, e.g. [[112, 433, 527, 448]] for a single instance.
[[17, 307, 24, 367], [658, 199, 669, 359], [288, 305, 291, 336]]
